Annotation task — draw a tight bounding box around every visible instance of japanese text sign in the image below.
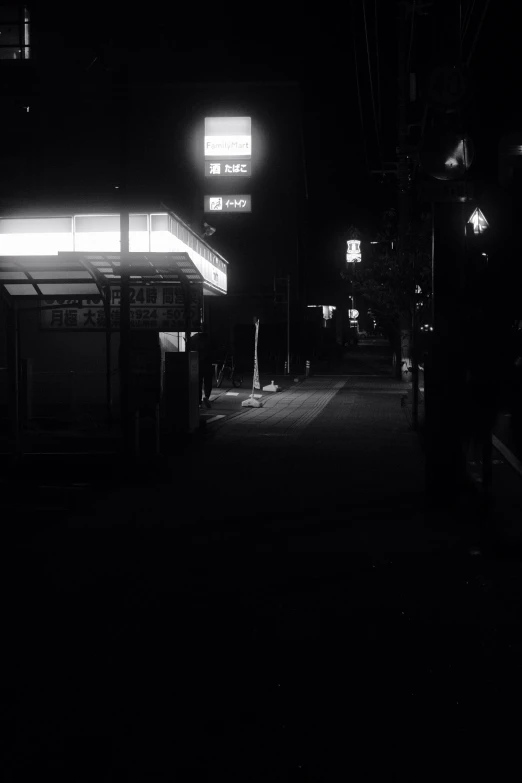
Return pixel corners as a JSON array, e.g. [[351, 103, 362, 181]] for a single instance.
[[205, 160, 251, 177], [204, 195, 252, 213], [40, 285, 203, 331]]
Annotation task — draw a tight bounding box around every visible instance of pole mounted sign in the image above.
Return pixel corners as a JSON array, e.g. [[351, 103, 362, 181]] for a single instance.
[[204, 117, 251, 157], [467, 207, 489, 235], [204, 116, 253, 210], [204, 195, 252, 213], [204, 116, 252, 178], [205, 160, 251, 177]]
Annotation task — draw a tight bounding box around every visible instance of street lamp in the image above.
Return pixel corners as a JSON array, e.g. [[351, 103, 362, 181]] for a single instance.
[[202, 222, 216, 238], [344, 226, 362, 346], [346, 226, 362, 264]]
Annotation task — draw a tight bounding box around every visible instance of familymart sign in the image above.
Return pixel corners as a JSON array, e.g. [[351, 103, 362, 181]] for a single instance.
[[204, 117, 251, 157]]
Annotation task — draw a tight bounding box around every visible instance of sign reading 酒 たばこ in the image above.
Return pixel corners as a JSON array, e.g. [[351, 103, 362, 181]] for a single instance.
[[205, 160, 251, 177]]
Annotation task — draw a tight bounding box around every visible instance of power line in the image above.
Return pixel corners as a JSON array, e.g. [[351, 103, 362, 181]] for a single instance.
[[461, 0, 477, 44], [466, 0, 492, 66], [374, 0, 382, 133], [407, 0, 417, 75], [351, 0, 370, 174], [362, 0, 382, 167]]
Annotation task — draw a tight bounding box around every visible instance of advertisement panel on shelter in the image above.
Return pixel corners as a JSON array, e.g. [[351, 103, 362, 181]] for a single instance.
[[40, 284, 203, 331]]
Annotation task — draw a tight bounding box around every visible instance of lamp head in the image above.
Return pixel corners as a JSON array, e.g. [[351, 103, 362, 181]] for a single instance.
[[203, 222, 216, 237]]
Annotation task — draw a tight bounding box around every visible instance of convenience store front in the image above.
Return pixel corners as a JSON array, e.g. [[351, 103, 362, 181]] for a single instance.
[[0, 209, 229, 435], [0, 209, 228, 296]]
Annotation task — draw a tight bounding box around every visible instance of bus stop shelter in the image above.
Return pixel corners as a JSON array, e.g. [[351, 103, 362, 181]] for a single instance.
[[0, 251, 204, 459]]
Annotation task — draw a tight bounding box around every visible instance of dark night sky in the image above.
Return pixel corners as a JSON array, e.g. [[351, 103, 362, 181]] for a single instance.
[[23, 1, 522, 298]]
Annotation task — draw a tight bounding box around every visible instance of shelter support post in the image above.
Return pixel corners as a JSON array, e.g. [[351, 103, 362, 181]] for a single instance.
[[7, 304, 21, 463], [119, 211, 132, 456], [104, 291, 112, 431]]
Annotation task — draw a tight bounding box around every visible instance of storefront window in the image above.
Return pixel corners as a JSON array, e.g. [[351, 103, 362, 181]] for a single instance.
[[0, 5, 30, 60]]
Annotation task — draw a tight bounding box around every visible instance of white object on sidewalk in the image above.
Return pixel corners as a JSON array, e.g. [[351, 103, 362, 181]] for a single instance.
[[242, 395, 264, 408], [263, 380, 281, 392]]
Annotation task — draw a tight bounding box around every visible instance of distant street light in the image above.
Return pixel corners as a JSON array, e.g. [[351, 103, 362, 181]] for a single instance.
[[346, 238, 361, 263], [346, 225, 362, 263], [344, 226, 362, 346]]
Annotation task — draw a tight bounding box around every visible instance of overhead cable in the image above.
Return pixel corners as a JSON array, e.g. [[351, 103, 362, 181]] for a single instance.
[[362, 0, 382, 168]]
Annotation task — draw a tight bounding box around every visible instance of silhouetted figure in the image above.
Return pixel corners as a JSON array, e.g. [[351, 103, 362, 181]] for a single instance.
[[463, 326, 498, 489], [189, 326, 215, 409]]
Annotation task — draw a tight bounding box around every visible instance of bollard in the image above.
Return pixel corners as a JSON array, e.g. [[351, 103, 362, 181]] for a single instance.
[[305, 360, 310, 377], [284, 360, 288, 374], [134, 410, 140, 458], [155, 403, 161, 455]]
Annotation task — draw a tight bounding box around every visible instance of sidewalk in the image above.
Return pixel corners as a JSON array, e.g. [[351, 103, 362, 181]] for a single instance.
[[4, 373, 522, 776]]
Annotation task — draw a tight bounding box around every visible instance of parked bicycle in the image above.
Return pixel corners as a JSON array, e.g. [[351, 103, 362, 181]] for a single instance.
[[216, 354, 243, 388]]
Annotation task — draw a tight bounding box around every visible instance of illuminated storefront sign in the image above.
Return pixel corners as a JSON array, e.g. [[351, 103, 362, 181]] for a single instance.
[[0, 212, 228, 294], [204, 117, 252, 158], [204, 195, 252, 213], [205, 160, 251, 177]]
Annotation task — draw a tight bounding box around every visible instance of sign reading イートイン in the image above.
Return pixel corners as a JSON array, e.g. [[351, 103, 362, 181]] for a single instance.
[[204, 195, 252, 213]]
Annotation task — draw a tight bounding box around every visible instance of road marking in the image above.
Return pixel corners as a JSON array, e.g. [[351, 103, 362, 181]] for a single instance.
[[492, 435, 522, 477], [226, 392, 240, 396]]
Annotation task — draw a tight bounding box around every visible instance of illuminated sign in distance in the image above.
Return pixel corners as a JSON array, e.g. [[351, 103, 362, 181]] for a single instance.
[[204, 195, 252, 213], [205, 160, 252, 177], [204, 117, 252, 158]]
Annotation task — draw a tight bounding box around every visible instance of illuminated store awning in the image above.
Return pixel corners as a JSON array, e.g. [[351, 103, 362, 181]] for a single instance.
[[0, 210, 227, 294], [0, 255, 99, 298], [0, 252, 203, 300]]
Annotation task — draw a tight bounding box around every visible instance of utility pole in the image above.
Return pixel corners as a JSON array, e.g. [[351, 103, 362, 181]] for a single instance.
[[119, 67, 132, 458], [423, 0, 470, 506], [274, 275, 291, 374], [397, 1, 413, 387], [287, 274, 290, 375]]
